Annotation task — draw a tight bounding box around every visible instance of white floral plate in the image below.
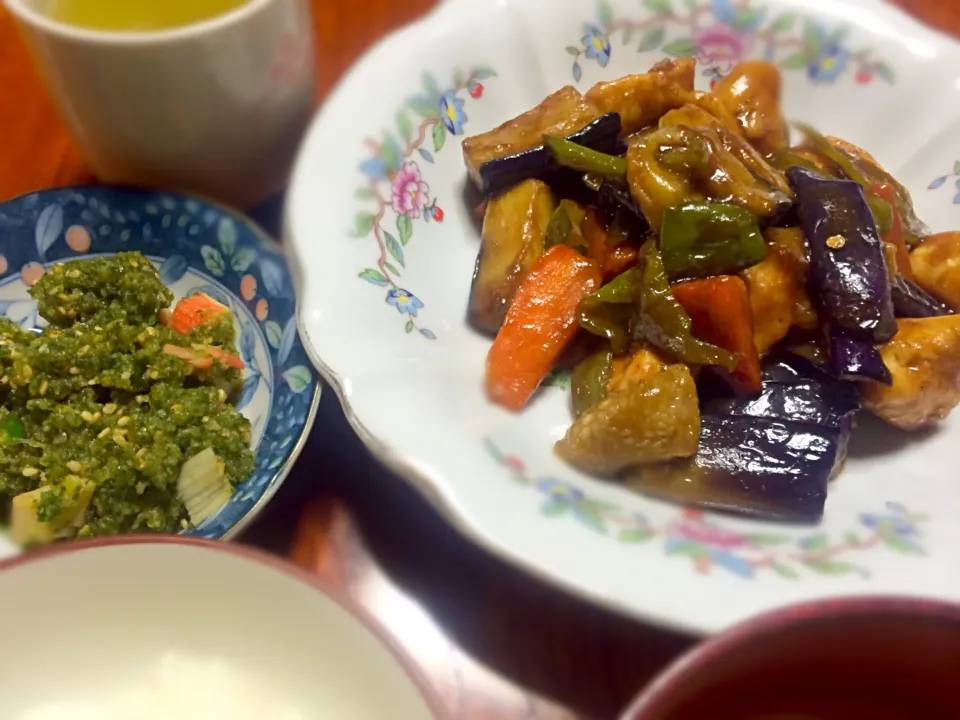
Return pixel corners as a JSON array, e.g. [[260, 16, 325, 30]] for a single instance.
[[286, 0, 960, 633]]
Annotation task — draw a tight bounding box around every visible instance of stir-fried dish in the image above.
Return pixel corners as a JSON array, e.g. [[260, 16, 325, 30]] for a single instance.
[[0, 252, 254, 545], [463, 58, 960, 524]]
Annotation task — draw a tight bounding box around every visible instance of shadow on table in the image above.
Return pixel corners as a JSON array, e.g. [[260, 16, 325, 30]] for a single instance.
[[244, 391, 693, 719]]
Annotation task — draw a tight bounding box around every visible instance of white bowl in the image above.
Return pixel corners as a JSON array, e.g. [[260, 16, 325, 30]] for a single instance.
[[0, 538, 445, 719], [286, 0, 960, 633]]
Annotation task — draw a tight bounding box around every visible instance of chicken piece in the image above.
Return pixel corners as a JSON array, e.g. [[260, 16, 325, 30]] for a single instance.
[[712, 61, 788, 154], [556, 365, 699, 476], [462, 86, 601, 185], [861, 316, 960, 430], [660, 103, 723, 130], [607, 343, 667, 394], [741, 227, 818, 354], [584, 58, 695, 135], [910, 232, 960, 311], [626, 125, 790, 230]]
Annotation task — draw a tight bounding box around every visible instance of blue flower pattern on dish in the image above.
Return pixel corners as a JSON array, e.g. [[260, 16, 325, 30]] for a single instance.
[[0, 188, 319, 541], [581, 25, 611, 67]]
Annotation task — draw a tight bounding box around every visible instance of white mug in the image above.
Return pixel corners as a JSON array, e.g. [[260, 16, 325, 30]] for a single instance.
[[5, 0, 317, 208]]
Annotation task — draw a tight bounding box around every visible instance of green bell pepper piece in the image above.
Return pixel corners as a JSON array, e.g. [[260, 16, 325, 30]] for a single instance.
[[0, 414, 24, 445], [634, 242, 739, 371], [605, 212, 631, 247], [659, 202, 766, 280], [577, 269, 636, 354], [544, 200, 588, 251], [571, 348, 613, 418], [865, 194, 893, 238], [771, 149, 826, 175], [793, 123, 868, 185], [544, 135, 627, 177]]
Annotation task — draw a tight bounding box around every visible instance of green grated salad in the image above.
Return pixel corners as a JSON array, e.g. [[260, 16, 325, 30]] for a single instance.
[[0, 252, 255, 545]]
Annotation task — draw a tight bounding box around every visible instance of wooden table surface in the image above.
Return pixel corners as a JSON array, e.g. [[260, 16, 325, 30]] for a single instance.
[[3, 1, 959, 719]]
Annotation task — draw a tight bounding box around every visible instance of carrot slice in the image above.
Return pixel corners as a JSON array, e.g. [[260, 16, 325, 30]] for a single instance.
[[486, 246, 601, 411], [868, 183, 912, 281], [171, 293, 230, 335], [582, 211, 609, 268], [203, 345, 245, 370], [604, 245, 638, 279], [672, 275, 761, 393]]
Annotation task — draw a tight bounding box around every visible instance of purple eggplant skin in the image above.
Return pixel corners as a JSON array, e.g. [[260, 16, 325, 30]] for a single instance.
[[628, 415, 838, 523], [762, 349, 862, 401], [828, 328, 892, 385], [597, 178, 646, 228], [786, 167, 897, 342], [706, 380, 859, 431], [762, 348, 837, 384], [891, 273, 954, 318], [476, 113, 623, 197]]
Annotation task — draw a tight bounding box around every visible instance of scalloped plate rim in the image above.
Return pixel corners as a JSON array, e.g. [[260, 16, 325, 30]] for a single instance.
[[286, 0, 960, 634]]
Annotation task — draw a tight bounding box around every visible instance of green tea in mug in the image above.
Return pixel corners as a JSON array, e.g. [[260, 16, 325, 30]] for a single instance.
[[38, 0, 250, 32]]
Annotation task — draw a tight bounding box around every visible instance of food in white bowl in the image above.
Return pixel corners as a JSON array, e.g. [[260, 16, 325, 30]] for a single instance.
[[287, 0, 960, 632], [0, 538, 446, 719]]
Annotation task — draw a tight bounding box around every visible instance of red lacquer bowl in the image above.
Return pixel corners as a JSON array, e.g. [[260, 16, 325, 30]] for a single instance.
[[620, 597, 960, 720]]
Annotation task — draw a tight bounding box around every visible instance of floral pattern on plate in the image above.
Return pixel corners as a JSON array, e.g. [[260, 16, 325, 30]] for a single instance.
[[485, 439, 927, 580], [353, 67, 495, 339], [928, 160, 960, 203], [0, 188, 319, 545], [567, 0, 895, 85]]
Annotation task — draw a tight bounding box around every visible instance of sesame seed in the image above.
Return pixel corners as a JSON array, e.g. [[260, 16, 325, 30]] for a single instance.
[[21, 467, 39, 477], [113, 432, 128, 446], [66, 461, 83, 473], [98, 427, 110, 439], [117, 416, 130, 427], [103, 403, 117, 415]]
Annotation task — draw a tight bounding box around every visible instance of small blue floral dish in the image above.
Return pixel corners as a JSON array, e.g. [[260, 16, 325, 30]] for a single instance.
[[0, 187, 320, 554]]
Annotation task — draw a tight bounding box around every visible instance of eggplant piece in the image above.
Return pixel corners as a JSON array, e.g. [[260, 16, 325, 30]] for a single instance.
[[597, 178, 645, 227], [475, 113, 623, 196], [761, 347, 864, 409], [626, 415, 841, 523], [467, 179, 555, 335], [462, 86, 602, 186], [762, 348, 836, 384], [891, 273, 953, 318], [828, 328, 892, 385], [786, 167, 897, 342], [707, 380, 858, 431]]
